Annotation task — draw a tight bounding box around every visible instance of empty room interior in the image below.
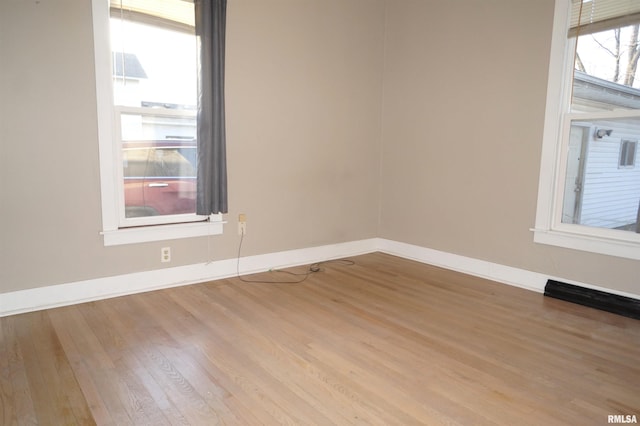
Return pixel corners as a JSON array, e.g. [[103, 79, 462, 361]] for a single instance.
[[1, 0, 639, 424]]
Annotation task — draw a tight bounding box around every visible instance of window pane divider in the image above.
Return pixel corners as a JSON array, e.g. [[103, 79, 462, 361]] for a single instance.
[[566, 109, 640, 121], [114, 105, 196, 118]]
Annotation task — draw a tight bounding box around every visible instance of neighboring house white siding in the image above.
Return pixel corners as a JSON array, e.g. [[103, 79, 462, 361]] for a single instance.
[[580, 120, 640, 229]]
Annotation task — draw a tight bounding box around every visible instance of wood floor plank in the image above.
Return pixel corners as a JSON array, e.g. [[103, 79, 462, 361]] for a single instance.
[[0, 315, 38, 426], [13, 311, 94, 425], [194, 282, 406, 425], [217, 280, 453, 424], [135, 291, 244, 425], [169, 282, 338, 425], [1, 252, 639, 425], [75, 301, 176, 426], [253, 269, 560, 425], [49, 305, 132, 426], [90, 295, 218, 426]]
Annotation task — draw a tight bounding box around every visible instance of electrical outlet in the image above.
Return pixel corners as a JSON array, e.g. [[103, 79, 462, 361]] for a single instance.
[[238, 213, 247, 236], [161, 247, 171, 263]]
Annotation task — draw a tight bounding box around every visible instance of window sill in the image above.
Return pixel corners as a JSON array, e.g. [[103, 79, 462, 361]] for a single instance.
[[532, 227, 640, 260], [102, 216, 225, 246]]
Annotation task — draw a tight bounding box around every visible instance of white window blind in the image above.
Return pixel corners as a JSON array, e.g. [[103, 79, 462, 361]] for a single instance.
[[110, 0, 194, 31], [570, 0, 640, 37]]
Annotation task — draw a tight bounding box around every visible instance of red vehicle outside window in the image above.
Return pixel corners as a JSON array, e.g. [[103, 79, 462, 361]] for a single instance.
[[122, 141, 196, 218]]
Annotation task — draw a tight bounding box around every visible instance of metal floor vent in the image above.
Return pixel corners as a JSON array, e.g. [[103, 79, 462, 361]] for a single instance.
[[544, 280, 640, 320]]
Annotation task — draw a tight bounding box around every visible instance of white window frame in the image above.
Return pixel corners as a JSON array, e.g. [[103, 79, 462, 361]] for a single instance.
[[533, 0, 640, 260], [91, 0, 223, 246]]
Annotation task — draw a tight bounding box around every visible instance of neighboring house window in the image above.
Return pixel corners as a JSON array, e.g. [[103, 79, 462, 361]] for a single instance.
[[92, 0, 223, 245], [620, 140, 637, 168], [534, 0, 640, 258]]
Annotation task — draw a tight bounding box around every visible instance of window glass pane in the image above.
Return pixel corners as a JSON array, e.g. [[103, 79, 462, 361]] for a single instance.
[[110, 0, 198, 222], [619, 140, 637, 167], [562, 117, 640, 233], [111, 18, 197, 107], [120, 112, 196, 218], [572, 24, 640, 113]]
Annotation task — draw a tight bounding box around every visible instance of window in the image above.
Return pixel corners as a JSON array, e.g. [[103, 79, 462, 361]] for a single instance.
[[92, 0, 224, 245], [619, 140, 637, 168], [534, 0, 640, 258], [112, 0, 200, 227]]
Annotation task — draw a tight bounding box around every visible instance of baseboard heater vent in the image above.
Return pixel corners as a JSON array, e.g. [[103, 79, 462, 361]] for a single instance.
[[544, 280, 640, 320]]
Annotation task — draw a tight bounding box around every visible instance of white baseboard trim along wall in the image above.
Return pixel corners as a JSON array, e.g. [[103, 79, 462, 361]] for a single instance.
[[376, 239, 640, 301], [1, 238, 637, 317], [0, 239, 377, 317], [376, 239, 548, 294]]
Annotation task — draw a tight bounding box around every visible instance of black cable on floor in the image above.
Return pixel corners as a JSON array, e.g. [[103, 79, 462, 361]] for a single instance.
[[235, 231, 355, 284]]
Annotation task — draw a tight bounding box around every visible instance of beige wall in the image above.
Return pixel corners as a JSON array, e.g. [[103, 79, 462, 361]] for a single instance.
[[379, 0, 640, 295], [1, 0, 637, 298], [0, 0, 384, 293]]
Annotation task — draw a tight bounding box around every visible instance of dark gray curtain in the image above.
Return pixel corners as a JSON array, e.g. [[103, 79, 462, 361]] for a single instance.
[[195, 0, 228, 215]]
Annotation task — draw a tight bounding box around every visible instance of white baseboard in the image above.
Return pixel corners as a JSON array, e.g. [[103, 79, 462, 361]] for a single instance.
[[375, 239, 548, 293], [375, 238, 640, 301], [2, 237, 637, 317], [0, 238, 378, 317]]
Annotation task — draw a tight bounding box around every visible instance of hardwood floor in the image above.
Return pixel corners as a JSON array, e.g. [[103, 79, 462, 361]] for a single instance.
[[1, 252, 639, 425]]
